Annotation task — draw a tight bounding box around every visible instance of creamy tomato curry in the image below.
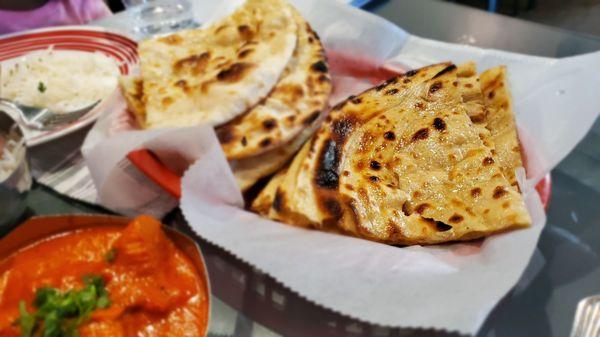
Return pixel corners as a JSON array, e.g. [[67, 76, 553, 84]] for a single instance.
[[0, 215, 209, 336]]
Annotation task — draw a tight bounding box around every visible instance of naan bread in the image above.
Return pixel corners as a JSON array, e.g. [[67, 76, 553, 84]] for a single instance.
[[479, 66, 523, 188], [138, 0, 297, 129], [118, 72, 318, 193], [255, 63, 531, 245], [217, 7, 332, 160], [119, 75, 145, 128], [252, 63, 453, 228]]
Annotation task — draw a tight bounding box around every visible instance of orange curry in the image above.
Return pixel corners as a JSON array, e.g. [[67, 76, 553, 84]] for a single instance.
[[0, 216, 209, 336]]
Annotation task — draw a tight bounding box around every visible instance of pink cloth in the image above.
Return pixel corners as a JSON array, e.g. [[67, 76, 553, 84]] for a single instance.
[[0, 0, 112, 35]]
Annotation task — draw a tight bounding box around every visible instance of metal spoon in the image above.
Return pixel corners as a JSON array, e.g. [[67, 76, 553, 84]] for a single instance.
[[0, 98, 99, 130]]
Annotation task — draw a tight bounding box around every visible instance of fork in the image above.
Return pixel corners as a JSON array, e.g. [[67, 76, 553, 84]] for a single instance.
[[570, 295, 600, 337], [0, 98, 99, 130]]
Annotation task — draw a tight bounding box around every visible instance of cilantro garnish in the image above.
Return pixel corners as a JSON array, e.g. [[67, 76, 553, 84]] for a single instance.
[[37, 82, 46, 93], [17, 274, 111, 337], [104, 248, 117, 264]]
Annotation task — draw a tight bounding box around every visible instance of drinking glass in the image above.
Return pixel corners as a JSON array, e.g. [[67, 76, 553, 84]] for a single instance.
[[121, 0, 197, 38]]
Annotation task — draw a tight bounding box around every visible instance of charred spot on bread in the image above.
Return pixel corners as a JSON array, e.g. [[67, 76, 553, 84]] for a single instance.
[[493, 186, 507, 199], [471, 187, 482, 197], [311, 60, 328, 73], [432, 64, 457, 79], [272, 189, 284, 212], [429, 82, 443, 94], [412, 128, 429, 141], [238, 49, 254, 58], [448, 214, 464, 223], [385, 88, 399, 95], [262, 119, 277, 130], [216, 62, 254, 83], [315, 140, 340, 189], [370, 161, 382, 170], [259, 138, 272, 148], [383, 131, 396, 141], [415, 203, 429, 214], [237, 25, 253, 40], [433, 118, 446, 131], [482, 157, 495, 166], [174, 52, 210, 75], [405, 69, 418, 77]]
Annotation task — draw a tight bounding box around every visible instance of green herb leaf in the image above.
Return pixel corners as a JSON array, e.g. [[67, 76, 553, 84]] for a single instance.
[[17, 274, 111, 337], [104, 248, 117, 264], [18, 301, 36, 337], [37, 82, 46, 93]]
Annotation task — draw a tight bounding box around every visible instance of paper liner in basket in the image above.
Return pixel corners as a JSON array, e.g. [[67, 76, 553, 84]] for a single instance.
[[178, 0, 600, 335]]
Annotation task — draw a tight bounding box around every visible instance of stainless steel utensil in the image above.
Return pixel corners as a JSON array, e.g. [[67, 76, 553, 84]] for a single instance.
[[570, 295, 600, 337], [0, 109, 31, 235], [0, 98, 99, 130]]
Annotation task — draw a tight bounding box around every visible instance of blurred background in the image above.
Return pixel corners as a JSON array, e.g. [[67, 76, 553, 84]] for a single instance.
[[446, 0, 600, 37], [101, 0, 600, 38]]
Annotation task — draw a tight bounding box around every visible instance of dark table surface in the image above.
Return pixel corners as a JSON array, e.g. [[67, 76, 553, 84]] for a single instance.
[[11, 0, 600, 336]]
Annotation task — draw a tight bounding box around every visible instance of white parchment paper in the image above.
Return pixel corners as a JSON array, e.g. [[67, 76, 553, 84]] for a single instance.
[[81, 92, 222, 217], [176, 0, 600, 334]]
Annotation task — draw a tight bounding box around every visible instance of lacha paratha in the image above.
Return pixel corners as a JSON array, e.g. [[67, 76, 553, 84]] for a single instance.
[[138, 0, 297, 129], [253, 63, 454, 228], [336, 65, 530, 244], [479, 66, 523, 188], [255, 63, 531, 245], [217, 7, 332, 160]]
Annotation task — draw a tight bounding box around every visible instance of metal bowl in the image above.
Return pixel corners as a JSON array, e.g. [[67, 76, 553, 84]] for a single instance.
[[0, 214, 211, 336], [0, 109, 31, 234]]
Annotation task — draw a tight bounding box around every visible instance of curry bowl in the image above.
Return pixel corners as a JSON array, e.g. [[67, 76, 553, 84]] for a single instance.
[[0, 214, 210, 337]]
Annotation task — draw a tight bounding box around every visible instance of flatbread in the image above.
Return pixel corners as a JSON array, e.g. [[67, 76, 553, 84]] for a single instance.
[[255, 63, 531, 245], [254, 63, 453, 228], [118, 72, 321, 193], [251, 166, 286, 216], [217, 7, 332, 160], [138, 0, 297, 129], [479, 66, 523, 188], [232, 112, 323, 191], [457, 62, 489, 124], [119, 75, 145, 128], [336, 65, 530, 244]]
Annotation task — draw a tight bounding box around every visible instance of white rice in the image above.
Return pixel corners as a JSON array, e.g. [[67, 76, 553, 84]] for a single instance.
[[0, 48, 120, 113]]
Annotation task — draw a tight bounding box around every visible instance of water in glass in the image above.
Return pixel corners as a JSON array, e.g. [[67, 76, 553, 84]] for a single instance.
[[124, 0, 196, 37]]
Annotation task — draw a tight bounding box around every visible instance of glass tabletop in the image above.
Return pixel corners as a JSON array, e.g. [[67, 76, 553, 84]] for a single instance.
[[12, 1, 600, 336]]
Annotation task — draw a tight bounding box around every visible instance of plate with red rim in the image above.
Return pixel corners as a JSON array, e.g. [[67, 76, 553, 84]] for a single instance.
[[126, 51, 552, 209], [0, 26, 138, 146]]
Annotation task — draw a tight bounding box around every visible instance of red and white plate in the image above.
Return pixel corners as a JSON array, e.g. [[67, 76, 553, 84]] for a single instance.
[[0, 26, 138, 146]]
